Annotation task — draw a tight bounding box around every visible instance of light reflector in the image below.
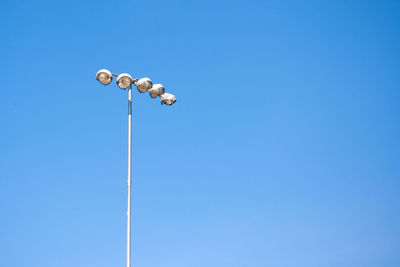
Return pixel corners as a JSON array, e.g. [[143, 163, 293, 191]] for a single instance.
[[148, 84, 165, 98], [137, 78, 153, 93], [96, 69, 112, 85], [116, 73, 133, 89], [160, 93, 176, 105]]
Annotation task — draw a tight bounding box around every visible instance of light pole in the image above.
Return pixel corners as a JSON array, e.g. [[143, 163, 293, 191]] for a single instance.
[[96, 69, 176, 267]]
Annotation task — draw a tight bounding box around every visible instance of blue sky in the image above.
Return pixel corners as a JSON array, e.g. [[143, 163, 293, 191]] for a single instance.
[[1, 0, 399, 266]]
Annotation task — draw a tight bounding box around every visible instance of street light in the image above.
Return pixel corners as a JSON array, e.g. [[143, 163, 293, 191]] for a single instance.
[[95, 68, 176, 267]]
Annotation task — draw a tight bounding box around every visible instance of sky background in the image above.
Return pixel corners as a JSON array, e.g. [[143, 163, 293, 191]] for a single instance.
[[1, 0, 400, 266]]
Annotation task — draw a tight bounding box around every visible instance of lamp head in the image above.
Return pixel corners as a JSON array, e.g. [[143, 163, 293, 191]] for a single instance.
[[96, 69, 112, 85], [116, 73, 133, 89], [160, 93, 176, 105], [148, 84, 165, 98], [137, 78, 153, 93]]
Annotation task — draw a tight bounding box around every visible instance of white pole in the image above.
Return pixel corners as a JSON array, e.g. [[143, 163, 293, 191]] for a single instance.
[[127, 85, 132, 267]]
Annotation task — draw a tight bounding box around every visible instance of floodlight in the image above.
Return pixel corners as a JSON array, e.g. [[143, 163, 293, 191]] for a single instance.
[[160, 93, 176, 105], [95, 67, 176, 267], [96, 69, 112, 85], [148, 84, 165, 98], [136, 78, 153, 93], [117, 73, 133, 89]]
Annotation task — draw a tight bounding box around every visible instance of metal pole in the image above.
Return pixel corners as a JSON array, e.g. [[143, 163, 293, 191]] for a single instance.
[[127, 85, 132, 267]]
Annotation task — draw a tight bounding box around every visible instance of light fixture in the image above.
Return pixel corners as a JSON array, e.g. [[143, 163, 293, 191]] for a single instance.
[[148, 84, 165, 98], [160, 93, 176, 105], [96, 69, 113, 85], [136, 78, 152, 93], [117, 73, 133, 89], [96, 68, 176, 267]]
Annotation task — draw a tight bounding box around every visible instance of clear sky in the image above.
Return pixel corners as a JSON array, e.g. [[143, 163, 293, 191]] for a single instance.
[[1, 0, 399, 266]]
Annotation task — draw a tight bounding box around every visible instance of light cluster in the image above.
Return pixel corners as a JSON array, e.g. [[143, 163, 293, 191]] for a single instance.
[[96, 69, 176, 105]]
